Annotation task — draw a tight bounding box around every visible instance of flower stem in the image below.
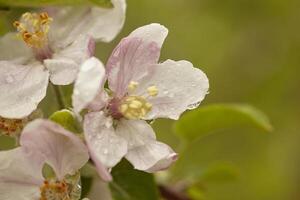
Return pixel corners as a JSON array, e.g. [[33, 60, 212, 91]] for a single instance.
[[51, 84, 66, 110]]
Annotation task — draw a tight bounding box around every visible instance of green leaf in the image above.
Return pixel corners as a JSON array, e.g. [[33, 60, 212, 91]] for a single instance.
[[174, 104, 273, 142], [109, 159, 160, 200], [187, 186, 206, 200], [200, 162, 239, 183], [81, 176, 94, 198], [49, 109, 81, 134], [0, 0, 112, 8]]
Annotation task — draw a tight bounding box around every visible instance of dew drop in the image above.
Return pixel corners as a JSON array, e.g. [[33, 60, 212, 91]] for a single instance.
[[187, 101, 201, 109], [103, 149, 108, 155]]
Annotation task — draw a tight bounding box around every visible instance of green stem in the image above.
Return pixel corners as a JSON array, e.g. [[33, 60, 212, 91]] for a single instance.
[[51, 84, 66, 110]]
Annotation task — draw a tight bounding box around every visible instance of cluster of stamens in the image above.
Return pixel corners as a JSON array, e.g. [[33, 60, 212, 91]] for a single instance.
[[0, 117, 27, 137], [119, 81, 159, 120], [13, 12, 52, 49], [40, 180, 70, 200]]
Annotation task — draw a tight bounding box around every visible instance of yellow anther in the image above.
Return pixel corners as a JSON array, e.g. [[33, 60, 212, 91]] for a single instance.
[[119, 96, 152, 120], [129, 100, 143, 109], [13, 12, 52, 49], [147, 85, 159, 96], [40, 179, 70, 200], [128, 81, 139, 91], [120, 104, 128, 113]]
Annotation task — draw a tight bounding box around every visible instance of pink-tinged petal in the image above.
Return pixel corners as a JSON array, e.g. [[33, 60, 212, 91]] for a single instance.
[[116, 119, 156, 149], [107, 37, 160, 97], [107, 24, 167, 97], [116, 120, 177, 172], [137, 59, 209, 120], [45, 35, 95, 85], [128, 23, 168, 48], [72, 57, 107, 113], [0, 61, 49, 119], [0, 33, 33, 64], [0, 148, 43, 200], [84, 112, 127, 169], [86, 142, 113, 182], [49, 0, 126, 46], [20, 119, 89, 180]]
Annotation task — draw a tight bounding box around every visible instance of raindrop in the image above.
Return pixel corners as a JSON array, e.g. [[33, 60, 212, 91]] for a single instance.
[[187, 101, 201, 109], [103, 148, 108, 155]]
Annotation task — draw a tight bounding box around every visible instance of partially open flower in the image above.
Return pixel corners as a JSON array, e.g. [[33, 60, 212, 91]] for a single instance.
[[0, 0, 126, 119], [72, 24, 209, 174], [0, 119, 109, 199]]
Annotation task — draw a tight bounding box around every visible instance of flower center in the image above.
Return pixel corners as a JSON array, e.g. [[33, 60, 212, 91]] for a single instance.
[[40, 180, 70, 200], [0, 117, 27, 137], [14, 12, 52, 49], [118, 81, 159, 120]]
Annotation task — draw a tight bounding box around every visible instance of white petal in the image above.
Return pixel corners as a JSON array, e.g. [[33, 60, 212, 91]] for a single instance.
[[116, 119, 156, 149], [0, 33, 33, 63], [125, 140, 177, 172], [84, 112, 127, 169], [20, 119, 90, 180], [72, 57, 107, 113], [137, 59, 209, 120], [0, 148, 42, 200], [126, 141, 177, 172], [50, 0, 126, 45], [116, 120, 177, 172], [107, 24, 168, 97], [44, 59, 78, 85], [45, 35, 95, 85], [128, 23, 168, 48], [0, 61, 49, 119]]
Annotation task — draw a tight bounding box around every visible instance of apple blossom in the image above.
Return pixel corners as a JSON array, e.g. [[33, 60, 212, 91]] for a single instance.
[[0, 119, 111, 200], [0, 0, 126, 119], [72, 24, 209, 174]]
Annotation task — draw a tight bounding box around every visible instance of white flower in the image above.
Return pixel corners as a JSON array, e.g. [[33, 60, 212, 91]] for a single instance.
[[0, 0, 126, 119], [0, 119, 106, 200], [72, 24, 209, 173]]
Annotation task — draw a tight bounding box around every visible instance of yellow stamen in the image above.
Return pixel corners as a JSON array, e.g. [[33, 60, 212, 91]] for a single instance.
[[128, 81, 139, 92], [147, 85, 159, 96], [13, 12, 52, 49], [40, 179, 70, 200], [119, 96, 152, 120]]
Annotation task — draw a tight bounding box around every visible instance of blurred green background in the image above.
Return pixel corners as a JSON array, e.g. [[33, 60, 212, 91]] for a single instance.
[[1, 0, 300, 199], [94, 0, 299, 199]]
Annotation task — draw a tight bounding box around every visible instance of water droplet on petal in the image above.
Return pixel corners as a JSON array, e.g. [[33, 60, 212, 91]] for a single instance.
[[103, 149, 108, 155], [187, 101, 201, 109]]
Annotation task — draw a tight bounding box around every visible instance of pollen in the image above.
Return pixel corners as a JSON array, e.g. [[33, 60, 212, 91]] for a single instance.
[[128, 81, 139, 92], [13, 12, 52, 49], [147, 85, 159, 97], [0, 117, 27, 137], [40, 180, 70, 200], [119, 96, 152, 120]]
